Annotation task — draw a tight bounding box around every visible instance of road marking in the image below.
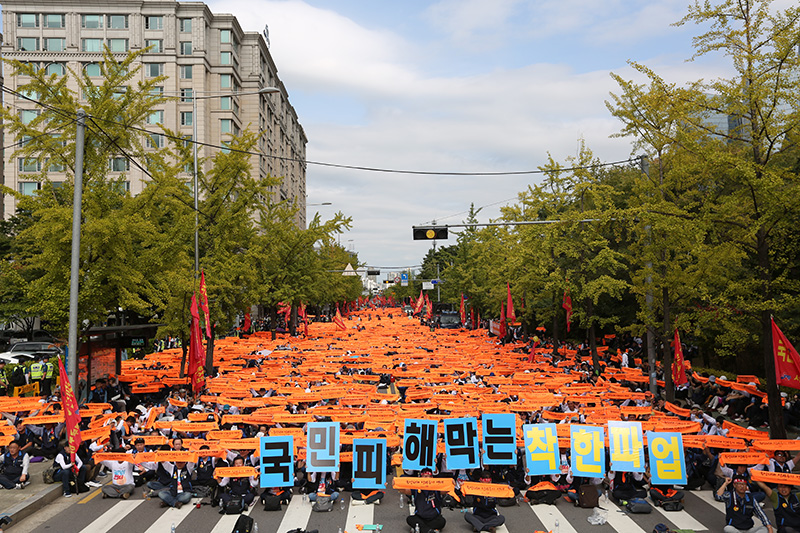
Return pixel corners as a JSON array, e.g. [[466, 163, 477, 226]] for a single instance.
[[344, 495, 375, 532], [209, 501, 254, 533], [78, 500, 143, 533], [277, 495, 313, 532], [692, 489, 726, 511], [652, 501, 709, 531], [78, 481, 111, 504], [143, 497, 200, 533], [529, 503, 578, 533], [599, 499, 648, 533]]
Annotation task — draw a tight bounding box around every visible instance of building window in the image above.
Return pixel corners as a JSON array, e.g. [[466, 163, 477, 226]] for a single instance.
[[46, 63, 65, 76], [219, 96, 232, 110], [220, 74, 232, 89], [82, 39, 102, 52], [110, 157, 130, 172], [18, 158, 41, 172], [180, 111, 193, 126], [146, 133, 164, 148], [17, 37, 39, 52], [48, 159, 65, 172], [150, 87, 163, 96], [180, 18, 192, 32], [220, 51, 232, 65], [180, 88, 193, 102], [85, 63, 102, 76], [44, 38, 65, 52], [19, 182, 40, 196], [112, 181, 131, 193], [43, 14, 65, 28], [112, 88, 127, 100], [17, 13, 38, 27], [81, 15, 103, 29], [180, 41, 192, 55], [144, 63, 163, 77], [180, 65, 192, 79], [147, 110, 164, 125], [220, 119, 239, 136], [220, 29, 232, 43], [20, 110, 39, 124], [107, 15, 128, 29], [108, 39, 129, 53], [145, 16, 163, 30], [145, 39, 162, 53]]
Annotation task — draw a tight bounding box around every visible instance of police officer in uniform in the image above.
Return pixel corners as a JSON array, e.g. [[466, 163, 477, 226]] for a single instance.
[[28, 357, 45, 395], [0, 361, 8, 396], [41, 356, 55, 396]]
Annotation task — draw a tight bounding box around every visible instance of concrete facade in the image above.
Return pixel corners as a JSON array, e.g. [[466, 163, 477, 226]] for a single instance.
[[1, 0, 307, 226]]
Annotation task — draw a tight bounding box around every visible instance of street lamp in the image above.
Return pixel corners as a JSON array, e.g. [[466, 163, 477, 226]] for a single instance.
[[191, 87, 280, 276]]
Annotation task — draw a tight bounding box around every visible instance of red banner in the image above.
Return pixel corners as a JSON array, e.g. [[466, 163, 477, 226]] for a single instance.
[[460, 293, 466, 325], [773, 318, 800, 390], [672, 329, 688, 386], [506, 283, 516, 323], [414, 290, 424, 315], [58, 357, 82, 468], [188, 293, 206, 392], [334, 305, 346, 330], [562, 289, 572, 332], [199, 271, 212, 339]]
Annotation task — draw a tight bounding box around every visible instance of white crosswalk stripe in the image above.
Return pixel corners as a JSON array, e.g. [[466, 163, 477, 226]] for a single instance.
[[529, 502, 580, 533], [276, 495, 313, 532], [652, 500, 709, 531], [692, 488, 726, 510], [344, 496, 375, 532], [78, 499, 144, 533], [597, 498, 649, 533], [143, 497, 200, 533], [209, 502, 254, 533]]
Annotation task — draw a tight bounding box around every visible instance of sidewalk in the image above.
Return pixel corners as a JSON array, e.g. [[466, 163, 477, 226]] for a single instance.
[[0, 459, 65, 528]]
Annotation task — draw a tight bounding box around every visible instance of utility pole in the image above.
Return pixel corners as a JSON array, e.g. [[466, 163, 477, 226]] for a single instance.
[[68, 110, 86, 392]]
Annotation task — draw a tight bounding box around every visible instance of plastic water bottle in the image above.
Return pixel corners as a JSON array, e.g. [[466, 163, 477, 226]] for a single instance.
[[170, 525, 176, 533], [340, 495, 346, 510], [253, 524, 259, 533], [554, 518, 560, 533], [338, 529, 343, 533], [399, 494, 404, 509], [415, 524, 420, 533]]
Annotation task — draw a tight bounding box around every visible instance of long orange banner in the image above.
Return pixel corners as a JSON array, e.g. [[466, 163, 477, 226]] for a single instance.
[[459, 482, 515, 498]]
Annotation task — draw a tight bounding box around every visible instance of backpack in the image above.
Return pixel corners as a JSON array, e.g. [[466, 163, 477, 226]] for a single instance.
[[661, 500, 684, 511], [626, 497, 653, 514], [575, 484, 600, 508], [224, 494, 245, 515], [497, 497, 517, 507], [262, 493, 282, 511], [652, 524, 671, 533], [232, 514, 253, 533], [311, 494, 333, 512], [10, 366, 25, 387]]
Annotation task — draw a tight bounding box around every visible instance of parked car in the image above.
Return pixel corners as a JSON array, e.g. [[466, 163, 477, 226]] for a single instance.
[[0, 341, 63, 365], [436, 312, 462, 329]]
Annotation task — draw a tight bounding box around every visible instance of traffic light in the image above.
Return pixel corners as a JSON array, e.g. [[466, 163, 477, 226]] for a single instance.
[[413, 226, 448, 240]]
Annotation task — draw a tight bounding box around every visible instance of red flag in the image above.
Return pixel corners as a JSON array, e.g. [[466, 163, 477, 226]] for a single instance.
[[506, 283, 516, 323], [562, 289, 572, 332], [499, 303, 507, 339], [57, 357, 82, 468], [773, 318, 800, 389], [334, 305, 346, 330], [460, 294, 466, 325], [199, 270, 212, 339], [188, 293, 205, 392], [242, 311, 251, 333], [414, 290, 424, 314], [672, 329, 688, 386]]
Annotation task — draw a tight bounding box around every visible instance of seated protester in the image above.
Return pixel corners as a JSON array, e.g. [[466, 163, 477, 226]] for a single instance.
[[565, 475, 603, 504], [0, 440, 30, 489], [352, 489, 384, 505], [100, 457, 135, 499], [261, 486, 292, 507], [610, 470, 647, 502], [158, 460, 194, 509], [307, 471, 339, 503], [754, 479, 800, 533], [524, 474, 561, 505], [719, 462, 767, 503], [54, 445, 87, 497], [218, 456, 259, 510], [398, 468, 446, 533], [464, 470, 506, 533], [193, 448, 219, 502], [128, 438, 157, 487], [767, 450, 800, 475], [27, 422, 63, 459], [718, 473, 773, 533], [146, 444, 179, 496], [14, 421, 36, 456]]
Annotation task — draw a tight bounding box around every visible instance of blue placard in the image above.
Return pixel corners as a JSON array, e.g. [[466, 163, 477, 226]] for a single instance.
[[352, 438, 387, 489], [444, 417, 479, 469], [522, 423, 560, 476], [482, 413, 517, 465], [570, 425, 605, 478], [402, 418, 438, 470], [259, 435, 294, 488], [306, 422, 339, 473], [608, 421, 645, 473], [646, 431, 687, 485]]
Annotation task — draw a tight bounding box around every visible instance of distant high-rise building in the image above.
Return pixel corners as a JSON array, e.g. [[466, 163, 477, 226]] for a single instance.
[[1, 0, 308, 226]]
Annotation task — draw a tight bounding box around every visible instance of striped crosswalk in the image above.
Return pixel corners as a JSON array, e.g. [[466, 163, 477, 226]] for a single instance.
[[35, 487, 738, 533]]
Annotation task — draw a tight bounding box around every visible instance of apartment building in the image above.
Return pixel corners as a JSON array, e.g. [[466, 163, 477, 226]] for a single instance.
[[1, 0, 308, 226]]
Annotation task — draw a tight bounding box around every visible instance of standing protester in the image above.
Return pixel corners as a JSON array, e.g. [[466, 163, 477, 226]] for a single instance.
[[0, 361, 8, 396]]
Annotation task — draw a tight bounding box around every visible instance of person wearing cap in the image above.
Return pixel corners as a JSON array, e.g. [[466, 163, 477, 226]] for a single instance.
[[464, 470, 505, 533], [718, 473, 773, 533], [397, 467, 446, 533], [754, 478, 800, 533]]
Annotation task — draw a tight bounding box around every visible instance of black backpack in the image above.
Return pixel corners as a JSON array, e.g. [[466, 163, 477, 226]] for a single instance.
[[575, 484, 600, 508], [224, 494, 245, 515], [232, 514, 253, 533], [262, 493, 281, 511], [626, 497, 653, 514], [10, 366, 26, 387]]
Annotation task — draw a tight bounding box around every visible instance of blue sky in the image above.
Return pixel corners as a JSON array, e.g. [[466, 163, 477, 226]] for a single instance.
[[204, 1, 772, 273]]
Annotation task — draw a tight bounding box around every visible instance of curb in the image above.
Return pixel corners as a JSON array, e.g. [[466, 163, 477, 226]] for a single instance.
[[5, 483, 63, 527]]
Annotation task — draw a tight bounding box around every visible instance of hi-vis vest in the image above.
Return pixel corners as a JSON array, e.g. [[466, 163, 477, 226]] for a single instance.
[[45, 362, 55, 379], [30, 362, 44, 380]]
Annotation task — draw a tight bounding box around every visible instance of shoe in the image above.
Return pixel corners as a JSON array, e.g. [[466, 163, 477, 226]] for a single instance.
[[22, 481, 30, 488], [102, 493, 108, 499], [121, 492, 130, 500], [86, 481, 102, 488], [161, 501, 168, 508], [14, 484, 21, 490], [374, 498, 380, 505], [64, 492, 72, 498], [175, 501, 182, 509], [96, 471, 107, 478]]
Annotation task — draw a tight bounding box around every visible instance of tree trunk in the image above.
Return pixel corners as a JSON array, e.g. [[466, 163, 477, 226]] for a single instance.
[[204, 323, 215, 380], [179, 338, 187, 378], [758, 228, 785, 438], [587, 298, 600, 372], [552, 292, 560, 356], [662, 286, 674, 402], [289, 304, 298, 336], [270, 305, 278, 341]]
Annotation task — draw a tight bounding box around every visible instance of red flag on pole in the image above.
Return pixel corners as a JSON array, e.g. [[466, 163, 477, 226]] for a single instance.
[[562, 289, 572, 333], [425, 293, 433, 321], [672, 329, 688, 386], [773, 317, 800, 389], [57, 357, 82, 468], [413, 290, 424, 315], [334, 305, 346, 330], [460, 293, 466, 325], [506, 283, 516, 323], [199, 270, 212, 339], [242, 311, 251, 334], [188, 293, 205, 392]]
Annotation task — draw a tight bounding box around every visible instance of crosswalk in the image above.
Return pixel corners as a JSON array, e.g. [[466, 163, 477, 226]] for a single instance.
[[33, 486, 740, 533]]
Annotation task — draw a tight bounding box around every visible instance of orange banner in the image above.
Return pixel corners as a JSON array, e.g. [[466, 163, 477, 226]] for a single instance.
[[459, 482, 515, 498], [94, 453, 137, 463], [392, 477, 458, 500], [750, 469, 800, 486], [213, 466, 257, 480], [21, 414, 65, 425], [664, 402, 691, 418], [206, 430, 244, 440], [752, 439, 800, 452], [719, 452, 770, 466], [152, 451, 198, 463], [80, 426, 111, 441]]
